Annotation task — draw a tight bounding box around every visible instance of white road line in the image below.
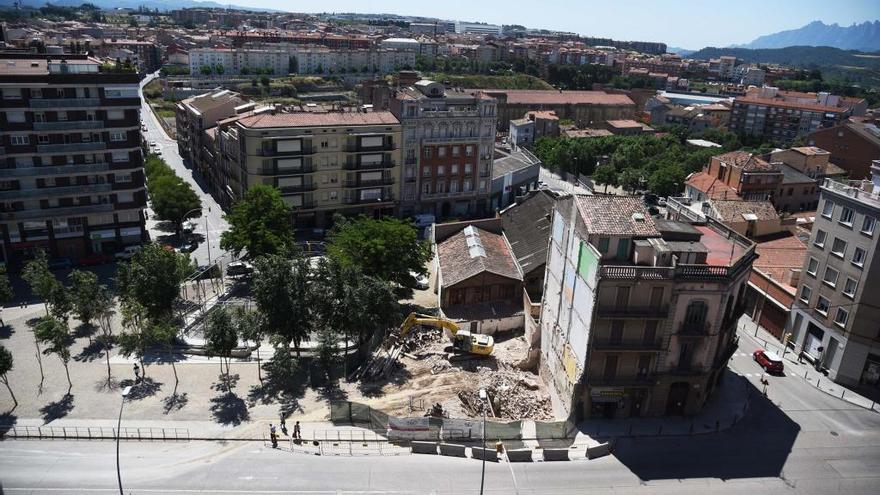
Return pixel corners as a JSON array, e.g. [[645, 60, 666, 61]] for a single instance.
[[504, 453, 520, 494]]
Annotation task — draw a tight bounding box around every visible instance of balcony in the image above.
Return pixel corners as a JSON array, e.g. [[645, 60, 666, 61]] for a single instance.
[[678, 321, 710, 337], [592, 339, 664, 351], [0, 162, 110, 177], [275, 165, 316, 175], [36, 142, 107, 154], [0, 183, 111, 200], [421, 189, 477, 200], [0, 203, 113, 221], [344, 143, 395, 153], [590, 374, 657, 387], [279, 183, 317, 193], [343, 177, 395, 188], [596, 305, 669, 319], [261, 147, 315, 157], [343, 192, 394, 205], [421, 135, 481, 145], [33, 120, 106, 132], [343, 159, 395, 170], [31, 98, 101, 109]]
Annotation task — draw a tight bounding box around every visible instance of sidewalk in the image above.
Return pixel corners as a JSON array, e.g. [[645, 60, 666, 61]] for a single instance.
[[740, 321, 879, 412]]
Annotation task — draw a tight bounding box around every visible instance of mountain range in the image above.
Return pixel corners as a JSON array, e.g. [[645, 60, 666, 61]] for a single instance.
[[736, 20, 880, 52]]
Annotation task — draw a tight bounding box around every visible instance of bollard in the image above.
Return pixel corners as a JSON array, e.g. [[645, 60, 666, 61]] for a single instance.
[[817, 377, 821, 387], [841, 390, 846, 399], [805, 370, 808, 379]]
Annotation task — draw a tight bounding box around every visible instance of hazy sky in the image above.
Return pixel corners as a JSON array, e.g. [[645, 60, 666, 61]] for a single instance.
[[225, 0, 877, 49]]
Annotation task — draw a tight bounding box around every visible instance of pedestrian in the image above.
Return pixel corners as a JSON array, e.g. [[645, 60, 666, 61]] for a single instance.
[[280, 417, 288, 436], [133, 363, 141, 383], [269, 423, 277, 448], [293, 421, 301, 440]]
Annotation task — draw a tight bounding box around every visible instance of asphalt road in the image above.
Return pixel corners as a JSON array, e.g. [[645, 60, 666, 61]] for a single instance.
[[2, 325, 879, 494], [139, 73, 229, 267]]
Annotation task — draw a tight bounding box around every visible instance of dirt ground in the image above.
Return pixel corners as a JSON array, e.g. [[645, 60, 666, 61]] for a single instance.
[[348, 327, 553, 421]]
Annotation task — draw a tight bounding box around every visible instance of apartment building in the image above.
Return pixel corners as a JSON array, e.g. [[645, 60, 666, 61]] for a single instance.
[[175, 90, 253, 204], [288, 46, 416, 75], [188, 48, 290, 75], [390, 80, 497, 219], [539, 197, 754, 419], [478, 89, 635, 130], [216, 107, 401, 228], [454, 22, 503, 36], [788, 168, 880, 389], [98, 39, 161, 73], [730, 86, 867, 145], [808, 120, 880, 180], [0, 53, 146, 263]]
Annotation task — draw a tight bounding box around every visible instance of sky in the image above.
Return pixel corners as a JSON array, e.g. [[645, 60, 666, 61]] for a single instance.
[[226, 0, 878, 49]]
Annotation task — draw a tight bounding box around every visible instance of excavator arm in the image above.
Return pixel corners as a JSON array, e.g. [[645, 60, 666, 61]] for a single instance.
[[399, 312, 460, 338], [397, 312, 493, 356]]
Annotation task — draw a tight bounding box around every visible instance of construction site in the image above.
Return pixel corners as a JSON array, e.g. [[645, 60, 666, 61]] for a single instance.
[[349, 314, 554, 422]]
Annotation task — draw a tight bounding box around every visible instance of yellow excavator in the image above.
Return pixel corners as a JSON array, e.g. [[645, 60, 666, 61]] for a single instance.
[[398, 312, 494, 356]]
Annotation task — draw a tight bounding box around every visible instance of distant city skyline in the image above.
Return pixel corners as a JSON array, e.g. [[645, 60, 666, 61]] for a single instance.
[[224, 0, 877, 49]]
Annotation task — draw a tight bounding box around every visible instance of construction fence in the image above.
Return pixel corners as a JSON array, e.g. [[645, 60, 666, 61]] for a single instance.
[[330, 401, 574, 441]]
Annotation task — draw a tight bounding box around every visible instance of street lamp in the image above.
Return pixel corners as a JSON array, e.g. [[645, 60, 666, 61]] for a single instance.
[[116, 385, 132, 495], [478, 388, 488, 495]]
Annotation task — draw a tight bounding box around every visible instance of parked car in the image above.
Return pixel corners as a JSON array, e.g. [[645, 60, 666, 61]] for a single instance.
[[226, 261, 254, 276], [194, 264, 221, 280], [657, 197, 668, 207], [114, 245, 142, 261], [149, 141, 158, 148], [182, 221, 197, 235], [410, 271, 430, 290], [753, 349, 785, 374], [78, 253, 113, 266], [47, 258, 73, 270], [175, 241, 197, 253]]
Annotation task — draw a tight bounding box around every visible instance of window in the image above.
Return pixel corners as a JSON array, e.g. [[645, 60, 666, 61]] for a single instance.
[[33, 112, 45, 122], [110, 132, 125, 142], [107, 109, 124, 121], [831, 238, 847, 258], [10, 135, 29, 146], [465, 145, 473, 157], [30, 88, 42, 99], [37, 135, 49, 144], [422, 183, 431, 194], [479, 179, 487, 192], [598, 237, 610, 253], [821, 200, 834, 218], [438, 147, 446, 158], [823, 266, 839, 287], [852, 247, 866, 267], [451, 164, 459, 174], [814, 229, 826, 247], [115, 173, 132, 183], [463, 179, 472, 192], [464, 163, 472, 174], [843, 278, 857, 298], [834, 308, 849, 328], [5, 111, 25, 123], [112, 151, 128, 163], [840, 207, 854, 226], [422, 166, 431, 177], [806, 257, 819, 276], [423, 148, 431, 159], [799, 285, 812, 304], [2, 88, 22, 100], [861, 216, 876, 236], [437, 165, 445, 176], [57, 111, 68, 122], [816, 295, 830, 316]]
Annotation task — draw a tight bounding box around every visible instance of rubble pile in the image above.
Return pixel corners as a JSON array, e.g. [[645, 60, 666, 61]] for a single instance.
[[457, 367, 552, 420], [399, 327, 444, 353]]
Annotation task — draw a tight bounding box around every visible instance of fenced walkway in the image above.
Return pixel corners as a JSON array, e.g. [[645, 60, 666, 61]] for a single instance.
[[1, 425, 190, 441]]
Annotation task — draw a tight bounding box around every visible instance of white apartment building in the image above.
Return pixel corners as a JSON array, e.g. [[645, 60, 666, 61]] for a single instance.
[[189, 48, 290, 75], [454, 21, 503, 36], [289, 46, 415, 75]]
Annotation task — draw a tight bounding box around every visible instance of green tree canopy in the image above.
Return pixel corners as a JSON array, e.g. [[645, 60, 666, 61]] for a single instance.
[[0, 344, 16, 407], [327, 216, 430, 295], [22, 251, 59, 315], [69, 270, 106, 328], [252, 254, 313, 355], [592, 164, 618, 193], [34, 316, 73, 390], [648, 164, 686, 198], [149, 174, 202, 234], [117, 243, 192, 319], [220, 185, 294, 258], [205, 307, 239, 386]]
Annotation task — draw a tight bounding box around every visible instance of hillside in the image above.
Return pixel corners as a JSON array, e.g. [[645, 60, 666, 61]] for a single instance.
[[1, 0, 281, 12], [689, 46, 880, 87], [740, 20, 880, 52]]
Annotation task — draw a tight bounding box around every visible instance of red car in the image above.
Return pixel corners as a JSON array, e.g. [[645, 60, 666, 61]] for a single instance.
[[78, 253, 113, 266], [753, 349, 784, 374]]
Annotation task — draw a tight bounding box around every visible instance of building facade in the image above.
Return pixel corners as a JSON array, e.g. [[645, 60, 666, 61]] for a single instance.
[[788, 170, 880, 389], [216, 108, 402, 228], [539, 196, 753, 419], [0, 54, 147, 263], [808, 120, 880, 180], [390, 80, 497, 219], [188, 48, 290, 76]]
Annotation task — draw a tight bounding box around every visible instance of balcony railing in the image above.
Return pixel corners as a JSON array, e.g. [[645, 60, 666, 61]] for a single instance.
[[343, 177, 395, 188], [33, 120, 105, 131], [421, 189, 477, 200], [343, 193, 394, 205], [36, 142, 107, 154], [31, 98, 101, 108], [0, 203, 113, 221], [0, 162, 110, 178], [279, 183, 317, 193], [344, 143, 395, 153], [596, 305, 669, 319], [0, 183, 111, 200], [592, 339, 664, 351], [343, 160, 395, 170], [590, 374, 657, 387], [678, 321, 710, 337]]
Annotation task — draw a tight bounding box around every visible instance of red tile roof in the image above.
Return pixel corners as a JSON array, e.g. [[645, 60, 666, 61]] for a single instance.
[[686, 171, 741, 200], [714, 151, 776, 172], [574, 196, 660, 236], [437, 227, 522, 288], [752, 233, 806, 291], [235, 111, 399, 129], [482, 89, 635, 106], [735, 95, 847, 114]]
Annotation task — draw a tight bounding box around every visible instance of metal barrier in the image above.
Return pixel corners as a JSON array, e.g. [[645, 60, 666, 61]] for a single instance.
[[1, 425, 190, 441], [290, 435, 409, 457]]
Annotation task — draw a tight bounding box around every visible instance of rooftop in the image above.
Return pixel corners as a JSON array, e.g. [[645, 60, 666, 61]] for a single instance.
[[686, 171, 741, 200], [437, 226, 522, 288], [778, 163, 816, 185], [714, 151, 777, 172], [479, 89, 635, 106], [183, 89, 248, 114], [575, 196, 660, 237], [711, 199, 779, 223], [686, 139, 722, 148], [695, 225, 747, 267], [501, 190, 556, 276], [564, 128, 613, 138], [606, 119, 649, 129], [492, 148, 541, 178], [791, 146, 830, 157], [234, 110, 400, 129], [752, 232, 806, 291]]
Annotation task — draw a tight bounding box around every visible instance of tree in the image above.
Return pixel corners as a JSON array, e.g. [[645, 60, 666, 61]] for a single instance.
[[205, 307, 238, 390], [151, 319, 180, 386], [260, 75, 270, 87], [0, 268, 12, 326], [327, 216, 431, 296], [0, 345, 15, 408], [214, 64, 225, 76], [221, 185, 294, 258], [22, 251, 57, 316], [149, 173, 201, 235], [117, 243, 192, 319], [592, 164, 618, 194], [69, 270, 104, 339], [234, 306, 265, 384], [200, 65, 213, 76], [94, 289, 115, 385], [617, 168, 644, 194], [47, 283, 71, 321], [117, 301, 158, 378], [648, 164, 686, 198], [252, 254, 313, 357], [34, 316, 73, 391]]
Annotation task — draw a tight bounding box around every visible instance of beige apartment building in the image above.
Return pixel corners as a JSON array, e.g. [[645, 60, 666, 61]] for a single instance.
[[539, 196, 755, 419], [216, 107, 402, 227]]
